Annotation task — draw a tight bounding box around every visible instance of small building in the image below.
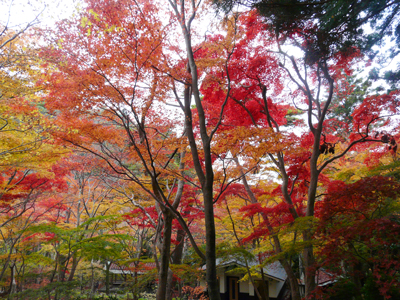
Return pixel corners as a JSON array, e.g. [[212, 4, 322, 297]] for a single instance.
[[200, 258, 289, 300], [103, 262, 156, 291]]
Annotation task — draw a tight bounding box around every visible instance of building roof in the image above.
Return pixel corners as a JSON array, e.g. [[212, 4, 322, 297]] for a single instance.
[[107, 262, 156, 274], [315, 269, 336, 286], [205, 258, 287, 282]]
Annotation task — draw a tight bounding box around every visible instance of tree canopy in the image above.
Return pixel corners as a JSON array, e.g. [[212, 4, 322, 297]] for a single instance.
[[0, 0, 399, 300]]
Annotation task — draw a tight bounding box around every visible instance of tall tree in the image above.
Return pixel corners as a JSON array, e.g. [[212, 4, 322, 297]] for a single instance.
[[41, 1, 205, 298], [0, 21, 68, 297], [166, 2, 249, 298], [197, 10, 400, 299]]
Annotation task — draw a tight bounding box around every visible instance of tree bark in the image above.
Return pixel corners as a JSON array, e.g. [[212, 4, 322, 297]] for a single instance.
[[203, 181, 220, 300], [167, 0, 222, 297], [105, 261, 111, 295], [179, 69, 220, 300], [167, 228, 186, 300], [156, 211, 173, 300], [67, 253, 80, 282], [260, 268, 269, 300]]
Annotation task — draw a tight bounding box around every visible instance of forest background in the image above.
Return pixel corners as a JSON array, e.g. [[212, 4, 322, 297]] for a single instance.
[[1, 0, 400, 299]]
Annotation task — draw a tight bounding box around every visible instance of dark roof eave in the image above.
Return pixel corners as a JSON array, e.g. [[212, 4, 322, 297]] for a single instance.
[[217, 262, 286, 282]]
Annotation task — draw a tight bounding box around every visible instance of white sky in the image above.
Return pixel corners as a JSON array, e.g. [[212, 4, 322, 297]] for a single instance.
[[0, 0, 80, 30]]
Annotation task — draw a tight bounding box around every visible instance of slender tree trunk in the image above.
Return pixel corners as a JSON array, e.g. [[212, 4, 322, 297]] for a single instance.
[[181, 81, 220, 300], [156, 211, 173, 300], [67, 253, 80, 281], [0, 238, 19, 282], [303, 235, 316, 299], [260, 268, 269, 300], [7, 264, 16, 299], [105, 261, 111, 295], [49, 252, 58, 283], [133, 270, 138, 300], [166, 269, 174, 300], [170, 0, 221, 293], [303, 128, 323, 299], [90, 260, 95, 298], [203, 183, 220, 300], [16, 262, 25, 293], [166, 228, 186, 300]]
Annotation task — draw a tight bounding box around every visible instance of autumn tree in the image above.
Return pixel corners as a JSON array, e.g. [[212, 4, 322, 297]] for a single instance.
[[0, 4, 46, 161], [193, 7, 400, 300], [164, 2, 259, 298], [0, 164, 68, 297], [47, 153, 122, 289], [0, 17, 69, 297], [0, 0, 67, 234], [316, 175, 400, 299], [41, 1, 207, 299], [36, 1, 400, 300]]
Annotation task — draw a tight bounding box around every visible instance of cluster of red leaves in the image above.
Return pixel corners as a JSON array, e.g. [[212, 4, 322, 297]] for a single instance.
[[22, 232, 56, 243], [178, 187, 204, 220], [217, 183, 248, 204], [197, 12, 289, 132], [124, 186, 203, 234], [239, 198, 305, 244], [124, 206, 158, 229], [317, 177, 399, 221], [315, 176, 400, 299], [0, 166, 68, 215], [351, 90, 400, 137]]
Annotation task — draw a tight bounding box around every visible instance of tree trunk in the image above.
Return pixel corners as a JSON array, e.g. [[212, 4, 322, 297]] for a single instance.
[[105, 261, 111, 295], [0, 238, 19, 282], [203, 183, 220, 300], [260, 268, 269, 300], [170, 0, 222, 294], [133, 270, 138, 300], [8, 264, 16, 299], [180, 81, 220, 300], [67, 253, 80, 281], [303, 126, 323, 299], [90, 260, 95, 298], [303, 238, 316, 299], [281, 259, 302, 300], [166, 228, 186, 300], [156, 211, 173, 300]]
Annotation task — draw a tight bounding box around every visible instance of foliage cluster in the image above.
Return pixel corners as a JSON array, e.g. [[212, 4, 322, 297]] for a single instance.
[[1, 0, 400, 300]]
